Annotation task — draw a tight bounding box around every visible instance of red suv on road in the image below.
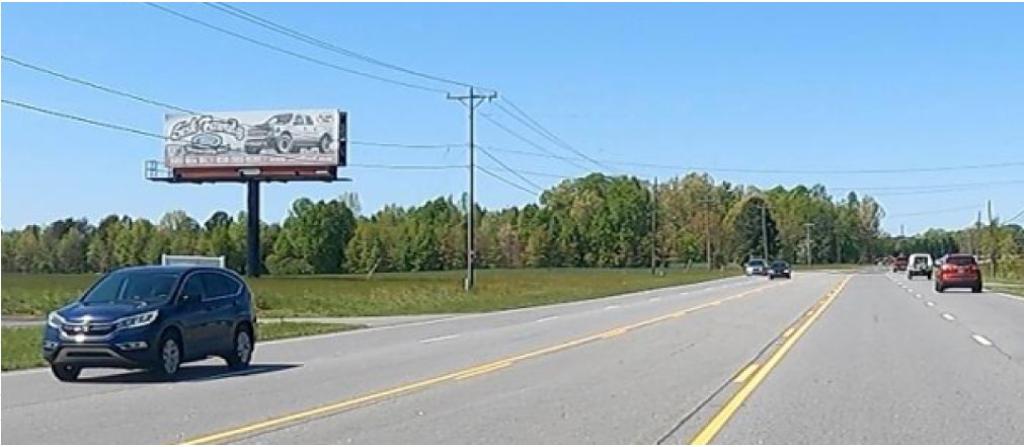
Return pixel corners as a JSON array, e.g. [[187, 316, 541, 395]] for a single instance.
[[934, 254, 982, 293]]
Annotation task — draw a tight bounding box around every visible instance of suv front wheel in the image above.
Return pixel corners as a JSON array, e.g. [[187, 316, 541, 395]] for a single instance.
[[51, 364, 81, 382], [154, 333, 182, 379], [225, 327, 253, 370]]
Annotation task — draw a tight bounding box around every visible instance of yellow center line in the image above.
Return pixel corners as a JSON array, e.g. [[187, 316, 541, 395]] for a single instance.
[[690, 275, 853, 445], [181, 280, 791, 445], [732, 364, 759, 384]]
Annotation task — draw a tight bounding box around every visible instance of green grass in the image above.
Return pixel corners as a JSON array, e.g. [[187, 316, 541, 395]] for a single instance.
[[0, 322, 359, 371], [1, 327, 46, 371], [2, 268, 737, 318]]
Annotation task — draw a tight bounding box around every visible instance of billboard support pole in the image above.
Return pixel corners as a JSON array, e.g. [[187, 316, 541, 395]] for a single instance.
[[247, 180, 261, 277], [448, 88, 497, 292]]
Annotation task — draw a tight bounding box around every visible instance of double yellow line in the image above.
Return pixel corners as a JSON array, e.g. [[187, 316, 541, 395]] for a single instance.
[[182, 280, 788, 444], [690, 275, 853, 445]]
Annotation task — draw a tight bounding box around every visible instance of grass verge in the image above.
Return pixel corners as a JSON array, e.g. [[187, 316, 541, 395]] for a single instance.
[[1, 322, 360, 371], [2, 268, 737, 317]]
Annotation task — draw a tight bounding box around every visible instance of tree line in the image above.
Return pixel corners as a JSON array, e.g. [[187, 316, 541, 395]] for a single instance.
[[884, 221, 1024, 278], [3, 172, 892, 275]]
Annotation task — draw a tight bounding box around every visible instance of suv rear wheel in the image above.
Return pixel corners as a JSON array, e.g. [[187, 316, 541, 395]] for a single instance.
[[225, 327, 253, 370], [51, 364, 81, 382]]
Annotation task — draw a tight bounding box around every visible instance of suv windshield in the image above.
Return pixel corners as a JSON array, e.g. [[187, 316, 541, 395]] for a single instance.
[[267, 113, 293, 125], [771, 262, 788, 269], [748, 260, 765, 267], [81, 271, 181, 305]]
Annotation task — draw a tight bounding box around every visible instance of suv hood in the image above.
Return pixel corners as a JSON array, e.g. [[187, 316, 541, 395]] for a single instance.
[[57, 301, 160, 323]]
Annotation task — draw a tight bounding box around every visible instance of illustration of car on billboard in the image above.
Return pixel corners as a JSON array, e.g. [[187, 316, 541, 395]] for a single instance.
[[243, 112, 334, 154]]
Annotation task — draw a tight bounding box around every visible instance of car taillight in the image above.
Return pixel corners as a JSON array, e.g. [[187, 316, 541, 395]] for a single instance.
[[942, 264, 956, 272]]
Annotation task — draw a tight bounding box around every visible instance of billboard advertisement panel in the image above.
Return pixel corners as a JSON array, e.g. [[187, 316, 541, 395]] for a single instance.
[[164, 109, 347, 169]]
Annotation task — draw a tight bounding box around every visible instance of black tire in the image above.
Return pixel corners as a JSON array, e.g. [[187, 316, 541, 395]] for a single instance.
[[51, 364, 81, 382], [935, 282, 944, 293], [318, 134, 331, 153], [926, 273, 932, 280], [972, 284, 983, 293], [225, 326, 254, 370], [154, 332, 182, 379], [275, 133, 294, 153]]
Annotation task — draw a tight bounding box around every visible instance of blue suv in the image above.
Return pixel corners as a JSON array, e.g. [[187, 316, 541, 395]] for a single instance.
[[43, 265, 257, 381]]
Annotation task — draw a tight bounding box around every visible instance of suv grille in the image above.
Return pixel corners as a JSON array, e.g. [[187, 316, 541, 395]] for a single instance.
[[61, 322, 115, 337]]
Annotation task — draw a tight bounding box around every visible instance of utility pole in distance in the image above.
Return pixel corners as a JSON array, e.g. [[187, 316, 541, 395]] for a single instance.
[[804, 222, 816, 265], [651, 177, 658, 275], [760, 202, 769, 261], [448, 87, 497, 291]]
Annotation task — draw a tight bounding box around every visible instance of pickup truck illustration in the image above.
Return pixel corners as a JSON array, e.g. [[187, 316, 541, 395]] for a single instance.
[[244, 112, 334, 154]]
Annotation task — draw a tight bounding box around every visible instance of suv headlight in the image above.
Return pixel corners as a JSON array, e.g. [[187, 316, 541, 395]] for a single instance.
[[115, 310, 159, 330], [47, 312, 67, 328]]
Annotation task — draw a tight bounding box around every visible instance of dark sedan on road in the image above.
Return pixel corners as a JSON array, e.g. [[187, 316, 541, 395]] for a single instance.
[[767, 261, 792, 279], [43, 265, 257, 381]]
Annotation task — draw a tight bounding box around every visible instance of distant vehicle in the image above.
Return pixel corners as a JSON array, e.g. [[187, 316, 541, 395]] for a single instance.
[[42, 266, 257, 382], [767, 261, 792, 279], [244, 112, 334, 154], [933, 254, 982, 293], [745, 259, 767, 276], [892, 255, 908, 272], [906, 253, 933, 280]]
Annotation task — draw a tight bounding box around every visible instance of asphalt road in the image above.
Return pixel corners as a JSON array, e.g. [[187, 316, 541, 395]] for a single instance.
[[3, 269, 1023, 444]]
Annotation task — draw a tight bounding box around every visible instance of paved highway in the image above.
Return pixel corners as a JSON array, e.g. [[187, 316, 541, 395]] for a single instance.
[[3, 269, 1023, 444]]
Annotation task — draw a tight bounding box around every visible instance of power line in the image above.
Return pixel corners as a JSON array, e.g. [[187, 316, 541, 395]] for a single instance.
[[3, 55, 472, 151], [478, 112, 592, 171], [2, 55, 196, 114], [1005, 207, 1024, 224], [476, 146, 545, 191], [144, 3, 448, 95], [349, 163, 466, 170], [480, 142, 1024, 175], [495, 97, 612, 171], [477, 165, 539, 196], [204, 2, 494, 94], [886, 204, 982, 218], [2, 98, 167, 140]]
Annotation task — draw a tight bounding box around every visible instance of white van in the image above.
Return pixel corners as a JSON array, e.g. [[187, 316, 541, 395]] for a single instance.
[[907, 253, 933, 280]]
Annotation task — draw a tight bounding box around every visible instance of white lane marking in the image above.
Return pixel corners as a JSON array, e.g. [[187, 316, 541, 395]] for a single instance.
[[996, 292, 1024, 303], [941, 313, 956, 321], [907, 289, 914, 293], [420, 334, 459, 344], [971, 334, 993, 347], [925, 301, 935, 307], [649, 297, 661, 303], [534, 316, 559, 323], [604, 305, 621, 310], [915, 294, 922, 298]]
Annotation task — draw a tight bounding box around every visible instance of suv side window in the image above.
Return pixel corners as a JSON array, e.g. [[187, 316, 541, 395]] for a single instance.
[[305, 115, 313, 125], [199, 272, 241, 300], [179, 274, 206, 303], [293, 115, 304, 125]]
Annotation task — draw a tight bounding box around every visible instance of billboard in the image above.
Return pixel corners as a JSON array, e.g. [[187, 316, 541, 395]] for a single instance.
[[164, 109, 347, 169]]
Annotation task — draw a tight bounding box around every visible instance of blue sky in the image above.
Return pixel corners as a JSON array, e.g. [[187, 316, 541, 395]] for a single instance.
[[2, 3, 1022, 235]]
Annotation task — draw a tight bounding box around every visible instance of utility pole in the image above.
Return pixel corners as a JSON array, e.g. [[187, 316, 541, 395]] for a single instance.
[[987, 200, 997, 277], [448, 87, 497, 291], [760, 203, 769, 261], [804, 222, 816, 265], [974, 211, 982, 256], [651, 177, 658, 275], [700, 195, 714, 270]]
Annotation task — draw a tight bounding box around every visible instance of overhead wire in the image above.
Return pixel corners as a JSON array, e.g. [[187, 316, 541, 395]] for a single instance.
[[204, 2, 495, 93], [144, 3, 449, 95]]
